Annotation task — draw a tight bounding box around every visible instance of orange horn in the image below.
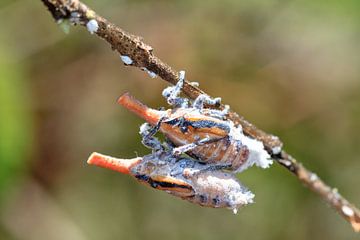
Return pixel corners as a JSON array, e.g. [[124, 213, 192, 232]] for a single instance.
[[117, 92, 164, 126], [87, 152, 142, 175]]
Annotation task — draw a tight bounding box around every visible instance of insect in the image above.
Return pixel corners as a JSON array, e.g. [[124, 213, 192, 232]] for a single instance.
[[117, 71, 273, 172], [87, 151, 254, 213]]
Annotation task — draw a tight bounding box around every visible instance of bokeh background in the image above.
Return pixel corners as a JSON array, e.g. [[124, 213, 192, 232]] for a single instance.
[[0, 0, 359, 239]]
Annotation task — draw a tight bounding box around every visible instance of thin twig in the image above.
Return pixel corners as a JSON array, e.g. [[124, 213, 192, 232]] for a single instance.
[[40, 0, 360, 232]]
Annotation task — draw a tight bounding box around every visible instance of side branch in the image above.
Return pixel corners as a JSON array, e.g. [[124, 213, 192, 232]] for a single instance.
[[40, 0, 360, 232]]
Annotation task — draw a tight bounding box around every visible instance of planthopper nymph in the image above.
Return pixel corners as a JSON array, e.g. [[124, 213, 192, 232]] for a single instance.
[[117, 71, 274, 173], [87, 151, 254, 213]]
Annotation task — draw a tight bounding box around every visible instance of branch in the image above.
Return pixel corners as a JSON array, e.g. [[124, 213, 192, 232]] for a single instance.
[[41, 0, 360, 232]]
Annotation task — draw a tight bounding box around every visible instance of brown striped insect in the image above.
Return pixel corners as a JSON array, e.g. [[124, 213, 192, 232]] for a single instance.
[[117, 90, 272, 173], [87, 151, 254, 212]]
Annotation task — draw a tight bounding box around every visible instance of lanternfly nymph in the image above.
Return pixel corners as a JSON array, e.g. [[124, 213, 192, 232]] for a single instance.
[[118, 93, 272, 173], [117, 71, 274, 173], [87, 151, 254, 213]]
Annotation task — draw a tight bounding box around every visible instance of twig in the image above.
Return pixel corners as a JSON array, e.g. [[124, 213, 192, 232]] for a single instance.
[[40, 0, 360, 232]]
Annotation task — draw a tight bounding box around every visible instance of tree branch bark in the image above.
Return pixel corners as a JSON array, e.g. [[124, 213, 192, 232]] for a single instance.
[[40, 0, 360, 232]]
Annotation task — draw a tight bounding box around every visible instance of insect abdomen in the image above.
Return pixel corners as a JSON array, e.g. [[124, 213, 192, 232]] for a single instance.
[[191, 138, 249, 170], [188, 170, 254, 210]]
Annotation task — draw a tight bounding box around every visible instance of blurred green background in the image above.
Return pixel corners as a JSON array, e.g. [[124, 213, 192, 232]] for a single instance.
[[0, 0, 359, 239]]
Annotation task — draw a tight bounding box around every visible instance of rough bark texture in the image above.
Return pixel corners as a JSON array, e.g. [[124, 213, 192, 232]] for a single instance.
[[41, 0, 360, 232]]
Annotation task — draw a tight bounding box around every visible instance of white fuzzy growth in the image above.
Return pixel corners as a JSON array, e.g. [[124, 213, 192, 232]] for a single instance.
[[86, 19, 99, 34], [139, 123, 150, 135], [310, 173, 318, 182], [120, 55, 133, 65], [228, 123, 272, 172], [190, 82, 199, 87], [341, 205, 354, 217], [142, 67, 157, 78], [179, 70, 186, 80], [272, 146, 282, 154], [69, 12, 81, 25], [196, 173, 255, 209], [240, 135, 272, 168], [231, 189, 255, 206]]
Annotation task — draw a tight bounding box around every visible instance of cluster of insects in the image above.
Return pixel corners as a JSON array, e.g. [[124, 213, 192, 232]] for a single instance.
[[88, 71, 276, 213]]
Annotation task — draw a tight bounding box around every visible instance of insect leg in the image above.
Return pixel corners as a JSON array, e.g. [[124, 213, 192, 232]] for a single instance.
[[148, 116, 167, 137], [162, 70, 189, 107], [203, 105, 230, 119], [139, 117, 166, 151], [185, 164, 234, 178], [139, 123, 163, 151], [192, 94, 221, 110], [172, 136, 224, 156], [182, 163, 233, 180], [172, 142, 198, 156], [201, 164, 233, 172]]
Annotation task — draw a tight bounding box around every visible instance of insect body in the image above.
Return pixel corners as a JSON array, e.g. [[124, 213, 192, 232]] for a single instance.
[[118, 89, 272, 172], [87, 151, 254, 212], [151, 109, 252, 171]]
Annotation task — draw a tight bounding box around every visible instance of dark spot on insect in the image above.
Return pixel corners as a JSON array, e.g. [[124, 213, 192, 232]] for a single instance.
[[199, 194, 207, 203], [180, 125, 188, 133], [164, 118, 230, 133], [135, 174, 149, 182], [146, 179, 193, 191], [164, 182, 190, 190], [178, 117, 189, 133], [189, 120, 230, 132], [163, 118, 178, 126], [150, 181, 158, 188], [224, 136, 231, 147], [165, 117, 187, 133], [212, 196, 220, 206], [234, 140, 243, 153]]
